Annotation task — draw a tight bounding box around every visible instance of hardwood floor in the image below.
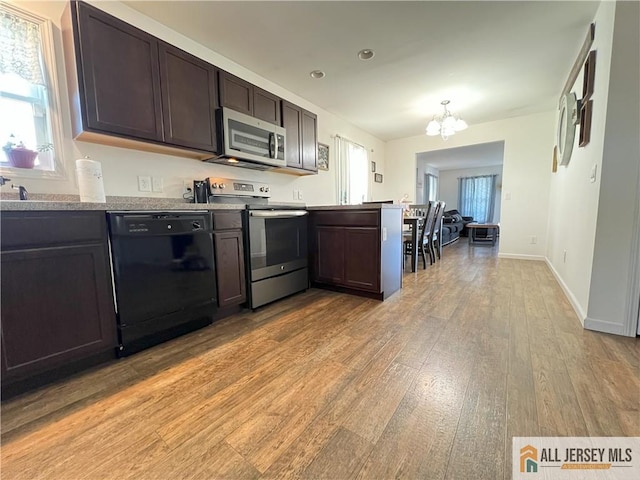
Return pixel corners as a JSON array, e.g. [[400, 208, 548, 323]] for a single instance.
[[2, 241, 638, 479]]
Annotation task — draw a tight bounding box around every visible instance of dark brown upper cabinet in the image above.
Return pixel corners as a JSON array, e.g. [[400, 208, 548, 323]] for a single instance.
[[62, 1, 216, 159], [218, 71, 253, 116], [67, 0, 163, 142], [159, 42, 218, 152], [219, 71, 281, 125], [62, 1, 315, 168], [254, 87, 281, 125], [282, 100, 303, 169], [301, 109, 318, 172], [282, 100, 318, 173]]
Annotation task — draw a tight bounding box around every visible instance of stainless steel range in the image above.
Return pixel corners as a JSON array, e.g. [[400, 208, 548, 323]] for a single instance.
[[206, 178, 309, 309]]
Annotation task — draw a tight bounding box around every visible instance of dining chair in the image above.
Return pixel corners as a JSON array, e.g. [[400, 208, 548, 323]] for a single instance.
[[403, 201, 437, 269], [432, 201, 446, 260]]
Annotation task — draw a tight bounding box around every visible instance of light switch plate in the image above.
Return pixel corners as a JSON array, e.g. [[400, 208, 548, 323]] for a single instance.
[[152, 176, 163, 192], [138, 175, 151, 192], [590, 164, 597, 183]]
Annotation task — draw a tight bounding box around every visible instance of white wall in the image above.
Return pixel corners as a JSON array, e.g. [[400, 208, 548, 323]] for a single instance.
[[438, 164, 503, 222], [547, 1, 640, 336], [545, 1, 616, 322], [385, 111, 555, 259], [6, 0, 386, 206]]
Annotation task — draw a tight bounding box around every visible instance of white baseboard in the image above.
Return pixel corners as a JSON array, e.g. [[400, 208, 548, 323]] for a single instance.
[[544, 258, 586, 324], [583, 317, 628, 336], [497, 253, 546, 261]]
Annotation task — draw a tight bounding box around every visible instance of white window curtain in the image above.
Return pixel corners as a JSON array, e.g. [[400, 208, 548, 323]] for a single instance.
[[425, 173, 438, 202], [336, 135, 368, 205], [458, 174, 498, 223], [0, 10, 44, 85]]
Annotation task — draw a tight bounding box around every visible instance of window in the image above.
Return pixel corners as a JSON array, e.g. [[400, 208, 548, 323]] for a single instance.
[[458, 175, 498, 223], [0, 4, 63, 175], [425, 173, 438, 202], [336, 136, 368, 204]]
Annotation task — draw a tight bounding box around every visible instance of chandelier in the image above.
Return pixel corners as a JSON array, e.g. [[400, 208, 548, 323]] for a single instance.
[[425, 100, 468, 140]]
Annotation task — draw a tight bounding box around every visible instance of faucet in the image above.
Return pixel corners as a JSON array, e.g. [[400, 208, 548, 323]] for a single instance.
[[0, 175, 10, 186], [12, 184, 28, 201]]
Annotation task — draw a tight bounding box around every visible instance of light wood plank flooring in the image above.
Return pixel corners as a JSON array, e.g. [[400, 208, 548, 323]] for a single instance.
[[2, 241, 639, 479]]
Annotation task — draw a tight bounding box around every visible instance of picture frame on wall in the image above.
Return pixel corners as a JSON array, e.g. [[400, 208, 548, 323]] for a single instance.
[[317, 143, 329, 170], [374, 173, 383, 183], [371, 161, 376, 172]]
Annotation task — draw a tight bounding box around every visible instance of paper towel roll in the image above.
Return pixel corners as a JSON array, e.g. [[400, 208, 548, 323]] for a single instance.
[[76, 158, 106, 203]]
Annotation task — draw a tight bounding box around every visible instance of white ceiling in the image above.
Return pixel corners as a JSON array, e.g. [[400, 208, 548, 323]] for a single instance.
[[125, 0, 600, 142]]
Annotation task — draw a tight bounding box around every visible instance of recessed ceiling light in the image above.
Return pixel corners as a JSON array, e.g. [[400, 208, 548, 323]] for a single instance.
[[357, 49, 375, 60], [310, 70, 325, 79]]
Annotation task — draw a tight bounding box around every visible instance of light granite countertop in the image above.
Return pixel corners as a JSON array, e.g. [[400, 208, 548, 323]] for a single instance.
[[0, 193, 399, 212], [0, 193, 311, 211], [0, 199, 245, 211]]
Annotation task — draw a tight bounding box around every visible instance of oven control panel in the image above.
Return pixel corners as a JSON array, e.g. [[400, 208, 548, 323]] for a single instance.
[[206, 177, 270, 198]]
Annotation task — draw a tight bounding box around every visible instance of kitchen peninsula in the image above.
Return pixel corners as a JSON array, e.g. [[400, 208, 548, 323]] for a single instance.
[[307, 204, 403, 300]]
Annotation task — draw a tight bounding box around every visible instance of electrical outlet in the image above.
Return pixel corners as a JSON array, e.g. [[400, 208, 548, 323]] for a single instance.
[[563, 250, 567, 263], [293, 189, 299, 200], [183, 180, 193, 195], [152, 176, 163, 192], [530, 235, 537, 244], [297, 190, 303, 200], [137, 175, 151, 192]]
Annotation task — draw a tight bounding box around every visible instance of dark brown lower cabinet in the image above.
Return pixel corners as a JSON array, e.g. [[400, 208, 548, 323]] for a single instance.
[[0, 212, 117, 392], [214, 230, 246, 307], [315, 226, 345, 284], [310, 207, 402, 300], [344, 227, 380, 291], [212, 211, 246, 308]]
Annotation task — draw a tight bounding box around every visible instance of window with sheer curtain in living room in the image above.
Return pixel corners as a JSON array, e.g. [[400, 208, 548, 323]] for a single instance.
[[457, 174, 497, 223]]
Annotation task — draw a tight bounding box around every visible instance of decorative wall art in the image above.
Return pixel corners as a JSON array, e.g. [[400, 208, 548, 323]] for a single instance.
[[317, 143, 329, 170], [374, 173, 383, 183], [579, 50, 596, 147]]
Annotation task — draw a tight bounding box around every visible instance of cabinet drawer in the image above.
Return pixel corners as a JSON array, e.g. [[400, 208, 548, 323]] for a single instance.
[[212, 211, 243, 230], [1, 211, 107, 249], [311, 211, 380, 227]]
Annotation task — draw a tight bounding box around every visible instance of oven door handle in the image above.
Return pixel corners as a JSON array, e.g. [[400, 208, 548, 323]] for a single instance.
[[249, 210, 308, 218]]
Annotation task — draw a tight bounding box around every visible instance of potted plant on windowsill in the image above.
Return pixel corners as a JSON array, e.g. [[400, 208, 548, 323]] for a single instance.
[[2, 135, 53, 169]]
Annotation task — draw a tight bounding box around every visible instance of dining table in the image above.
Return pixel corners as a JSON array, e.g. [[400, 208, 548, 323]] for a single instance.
[[403, 215, 421, 272]]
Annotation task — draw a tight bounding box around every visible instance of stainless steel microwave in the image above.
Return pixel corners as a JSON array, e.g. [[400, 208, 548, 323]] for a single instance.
[[208, 107, 286, 170]]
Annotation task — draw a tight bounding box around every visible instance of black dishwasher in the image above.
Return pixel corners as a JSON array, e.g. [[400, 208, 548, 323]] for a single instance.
[[108, 212, 216, 356]]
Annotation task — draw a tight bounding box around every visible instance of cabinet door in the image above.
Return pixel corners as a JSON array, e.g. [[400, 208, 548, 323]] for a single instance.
[[1, 244, 117, 382], [219, 71, 253, 116], [344, 227, 380, 292], [75, 1, 163, 141], [314, 226, 345, 284], [301, 109, 318, 171], [213, 231, 246, 307], [254, 87, 281, 125], [282, 100, 302, 169], [159, 43, 218, 152]]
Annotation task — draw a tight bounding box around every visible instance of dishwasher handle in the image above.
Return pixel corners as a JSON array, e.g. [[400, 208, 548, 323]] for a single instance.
[[249, 210, 308, 218]]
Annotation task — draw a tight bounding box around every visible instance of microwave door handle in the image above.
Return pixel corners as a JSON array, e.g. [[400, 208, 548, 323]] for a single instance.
[[273, 132, 279, 159], [268, 132, 275, 159]]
